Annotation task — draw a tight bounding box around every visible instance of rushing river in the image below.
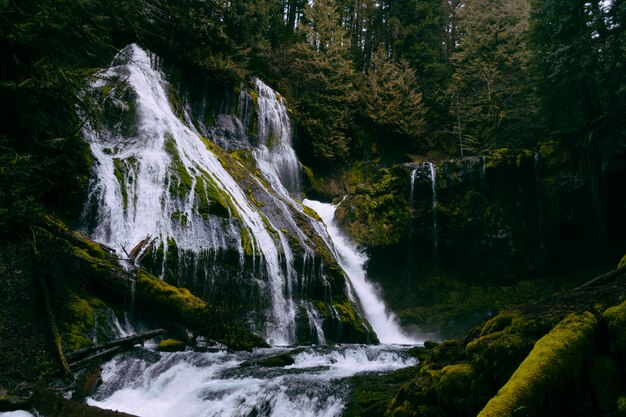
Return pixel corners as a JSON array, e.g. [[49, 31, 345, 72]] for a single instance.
[[87, 344, 416, 417]]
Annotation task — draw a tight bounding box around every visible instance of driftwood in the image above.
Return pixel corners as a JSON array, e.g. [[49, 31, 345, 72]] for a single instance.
[[66, 328, 167, 363]]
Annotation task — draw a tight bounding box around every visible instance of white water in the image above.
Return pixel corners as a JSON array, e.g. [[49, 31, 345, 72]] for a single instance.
[[88, 345, 415, 417], [303, 200, 419, 345], [253, 79, 301, 195], [83, 44, 295, 345], [427, 162, 438, 250]]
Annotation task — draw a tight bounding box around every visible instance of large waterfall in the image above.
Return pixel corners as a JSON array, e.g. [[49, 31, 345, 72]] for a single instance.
[[80, 44, 419, 416]]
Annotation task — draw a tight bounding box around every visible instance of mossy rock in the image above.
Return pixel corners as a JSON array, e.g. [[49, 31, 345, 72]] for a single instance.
[[157, 338, 186, 352], [477, 312, 598, 417], [466, 331, 533, 385], [603, 299, 626, 365], [588, 355, 620, 414], [435, 363, 487, 415]]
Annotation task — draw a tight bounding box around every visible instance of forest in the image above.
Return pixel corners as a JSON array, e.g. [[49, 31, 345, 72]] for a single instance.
[[1, 1, 626, 417], [2, 0, 625, 230]]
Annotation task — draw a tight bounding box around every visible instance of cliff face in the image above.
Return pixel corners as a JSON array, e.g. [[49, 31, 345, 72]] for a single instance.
[[333, 120, 626, 336]]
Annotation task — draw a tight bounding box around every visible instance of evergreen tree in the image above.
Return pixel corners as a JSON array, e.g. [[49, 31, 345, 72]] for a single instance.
[[529, 0, 604, 136], [448, 0, 535, 154], [277, 0, 358, 168], [361, 49, 426, 145]]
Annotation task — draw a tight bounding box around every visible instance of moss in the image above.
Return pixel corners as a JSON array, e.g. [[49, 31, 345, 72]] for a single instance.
[[477, 312, 598, 417], [63, 294, 96, 351], [588, 355, 620, 413], [164, 134, 193, 199], [240, 227, 253, 257], [157, 338, 186, 352], [435, 363, 486, 414], [112, 158, 128, 210], [619, 253, 626, 268], [194, 176, 231, 218], [136, 269, 210, 330], [171, 210, 189, 226], [248, 88, 259, 105], [603, 299, 626, 364], [466, 331, 532, 384], [335, 166, 411, 247], [247, 186, 264, 207], [302, 204, 322, 222]]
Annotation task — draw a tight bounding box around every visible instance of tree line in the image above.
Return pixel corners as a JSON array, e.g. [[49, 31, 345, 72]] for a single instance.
[[1, 0, 625, 231]]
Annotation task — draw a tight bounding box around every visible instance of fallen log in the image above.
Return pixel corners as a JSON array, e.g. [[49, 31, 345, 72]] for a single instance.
[[66, 328, 167, 362], [573, 263, 626, 290], [69, 346, 124, 370]]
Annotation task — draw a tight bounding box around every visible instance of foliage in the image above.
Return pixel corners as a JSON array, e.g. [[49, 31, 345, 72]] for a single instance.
[[360, 49, 426, 145], [448, 0, 536, 155]]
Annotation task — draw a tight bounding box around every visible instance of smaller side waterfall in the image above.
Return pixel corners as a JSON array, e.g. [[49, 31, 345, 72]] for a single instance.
[[427, 162, 438, 250], [409, 168, 418, 207], [303, 200, 418, 345], [252, 79, 301, 195]]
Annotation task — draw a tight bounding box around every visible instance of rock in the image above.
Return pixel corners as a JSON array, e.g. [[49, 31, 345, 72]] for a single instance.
[[424, 340, 440, 349], [157, 338, 186, 352]]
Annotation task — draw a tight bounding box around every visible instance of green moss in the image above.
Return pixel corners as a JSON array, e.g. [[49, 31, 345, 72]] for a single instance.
[[136, 269, 210, 329], [332, 300, 357, 325], [165, 134, 193, 199], [248, 88, 259, 105], [240, 227, 253, 257], [619, 253, 626, 268], [477, 312, 598, 417], [247, 186, 264, 207], [112, 158, 128, 210], [435, 363, 486, 413], [157, 338, 186, 352], [171, 210, 189, 226], [194, 176, 231, 218], [62, 294, 96, 351], [303, 204, 322, 222], [588, 355, 620, 413], [603, 299, 626, 364]]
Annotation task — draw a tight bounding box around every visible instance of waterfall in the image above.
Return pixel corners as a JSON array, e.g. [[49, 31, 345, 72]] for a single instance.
[[303, 200, 419, 345], [427, 162, 438, 250], [82, 44, 298, 345], [252, 79, 301, 196], [409, 168, 418, 207], [479, 155, 486, 187]]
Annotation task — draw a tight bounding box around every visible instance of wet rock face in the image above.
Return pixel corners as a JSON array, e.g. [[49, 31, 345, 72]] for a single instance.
[[344, 142, 626, 283]]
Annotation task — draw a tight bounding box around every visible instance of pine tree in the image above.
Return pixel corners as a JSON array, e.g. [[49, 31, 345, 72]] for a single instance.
[[448, 0, 535, 153]]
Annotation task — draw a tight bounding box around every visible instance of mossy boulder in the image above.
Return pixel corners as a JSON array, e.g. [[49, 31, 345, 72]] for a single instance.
[[477, 312, 598, 417], [435, 363, 487, 415], [603, 299, 626, 366], [157, 338, 186, 352]]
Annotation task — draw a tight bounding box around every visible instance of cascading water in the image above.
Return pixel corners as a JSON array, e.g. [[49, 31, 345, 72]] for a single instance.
[[253, 79, 301, 196], [408, 162, 438, 253], [79, 44, 421, 417], [427, 163, 438, 250], [82, 44, 298, 345], [87, 346, 415, 417], [303, 200, 419, 345]]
